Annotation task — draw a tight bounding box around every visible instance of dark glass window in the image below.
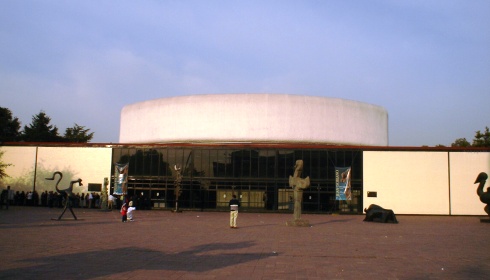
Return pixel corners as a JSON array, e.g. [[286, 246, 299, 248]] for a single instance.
[[111, 146, 363, 213]]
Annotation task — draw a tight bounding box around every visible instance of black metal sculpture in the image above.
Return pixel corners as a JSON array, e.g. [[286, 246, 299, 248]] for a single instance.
[[474, 172, 490, 222], [363, 204, 398, 223], [45, 171, 82, 220]]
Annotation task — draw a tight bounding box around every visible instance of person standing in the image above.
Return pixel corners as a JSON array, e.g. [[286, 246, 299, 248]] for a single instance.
[[121, 202, 128, 222], [5, 186, 14, 209], [108, 194, 115, 210], [127, 201, 136, 221], [229, 194, 240, 229], [88, 192, 94, 208], [0, 187, 7, 209]]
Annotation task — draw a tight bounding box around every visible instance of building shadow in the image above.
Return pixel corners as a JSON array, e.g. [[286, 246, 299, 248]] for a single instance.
[[0, 241, 274, 279]]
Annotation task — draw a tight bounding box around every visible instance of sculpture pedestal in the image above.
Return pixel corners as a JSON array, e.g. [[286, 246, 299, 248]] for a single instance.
[[480, 218, 490, 223], [286, 219, 310, 227]]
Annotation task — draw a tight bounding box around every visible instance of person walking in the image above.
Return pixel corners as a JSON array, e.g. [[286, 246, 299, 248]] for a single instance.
[[229, 194, 240, 229]]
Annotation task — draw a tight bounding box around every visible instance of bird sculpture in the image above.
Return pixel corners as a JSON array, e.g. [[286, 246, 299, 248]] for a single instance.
[[45, 171, 83, 220], [474, 172, 490, 218]]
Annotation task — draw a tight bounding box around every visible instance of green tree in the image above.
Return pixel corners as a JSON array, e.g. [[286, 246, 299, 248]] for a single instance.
[[0, 149, 12, 180], [472, 126, 490, 147], [22, 111, 63, 142], [0, 107, 21, 142], [64, 123, 94, 143], [451, 138, 471, 147]]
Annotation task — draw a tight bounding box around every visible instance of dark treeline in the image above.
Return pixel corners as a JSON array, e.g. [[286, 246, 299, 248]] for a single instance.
[[0, 107, 94, 143]]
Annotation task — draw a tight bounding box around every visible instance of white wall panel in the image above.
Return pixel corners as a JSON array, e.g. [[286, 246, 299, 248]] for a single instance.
[[449, 152, 490, 215], [0, 146, 37, 190], [363, 151, 450, 215], [36, 147, 112, 193]]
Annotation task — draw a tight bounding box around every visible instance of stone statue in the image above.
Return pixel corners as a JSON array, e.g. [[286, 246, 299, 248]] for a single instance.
[[45, 171, 82, 220], [287, 160, 310, 227], [173, 164, 183, 212], [100, 178, 109, 211], [474, 172, 490, 222]]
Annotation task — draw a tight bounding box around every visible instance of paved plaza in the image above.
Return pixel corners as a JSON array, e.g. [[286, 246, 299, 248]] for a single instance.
[[0, 206, 489, 279]]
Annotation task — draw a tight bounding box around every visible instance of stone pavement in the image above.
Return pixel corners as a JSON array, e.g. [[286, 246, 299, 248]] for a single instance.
[[0, 207, 489, 279]]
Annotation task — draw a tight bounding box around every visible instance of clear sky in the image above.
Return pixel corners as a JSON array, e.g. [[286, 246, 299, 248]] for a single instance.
[[1, 0, 489, 146]]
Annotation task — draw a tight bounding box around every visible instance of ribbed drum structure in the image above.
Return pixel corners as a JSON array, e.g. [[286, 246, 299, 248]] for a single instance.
[[119, 94, 388, 146]]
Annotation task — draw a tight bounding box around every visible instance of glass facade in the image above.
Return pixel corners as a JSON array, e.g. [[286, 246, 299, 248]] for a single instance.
[[111, 146, 363, 214]]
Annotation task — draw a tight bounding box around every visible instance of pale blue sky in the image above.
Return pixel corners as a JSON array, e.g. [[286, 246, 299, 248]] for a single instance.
[[1, 0, 489, 146]]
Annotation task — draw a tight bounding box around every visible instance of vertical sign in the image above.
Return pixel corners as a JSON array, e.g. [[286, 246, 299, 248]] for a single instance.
[[114, 163, 128, 195], [335, 166, 351, 201]]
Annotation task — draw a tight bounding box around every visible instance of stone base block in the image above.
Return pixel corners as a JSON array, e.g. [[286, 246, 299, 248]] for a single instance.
[[480, 218, 490, 223], [286, 219, 310, 227]]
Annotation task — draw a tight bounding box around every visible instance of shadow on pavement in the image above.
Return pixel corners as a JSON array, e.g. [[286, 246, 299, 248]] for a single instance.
[[0, 241, 275, 279]]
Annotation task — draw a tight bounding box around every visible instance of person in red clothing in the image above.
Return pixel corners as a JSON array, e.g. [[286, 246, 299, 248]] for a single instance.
[[120, 202, 128, 222]]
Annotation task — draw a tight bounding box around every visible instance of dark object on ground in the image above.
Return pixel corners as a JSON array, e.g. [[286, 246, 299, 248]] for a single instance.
[[364, 204, 398, 223]]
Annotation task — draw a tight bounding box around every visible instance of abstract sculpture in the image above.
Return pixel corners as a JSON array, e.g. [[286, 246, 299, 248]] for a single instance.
[[363, 204, 398, 223], [45, 171, 82, 220], [287, 160, 310, 227], [474, 172, 490, 222], [173, 164, 183, 212]]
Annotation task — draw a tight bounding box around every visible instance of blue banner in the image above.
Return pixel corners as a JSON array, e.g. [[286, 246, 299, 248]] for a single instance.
[[114, 163, 128, 195], [335, 166, 351, 201]]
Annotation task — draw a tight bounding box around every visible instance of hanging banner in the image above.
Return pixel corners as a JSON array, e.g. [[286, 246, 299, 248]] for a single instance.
[[113, 163, 129, 195], [335, 166, 352, 201]]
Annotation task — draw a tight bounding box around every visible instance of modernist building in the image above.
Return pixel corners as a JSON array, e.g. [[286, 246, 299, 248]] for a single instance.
[[2, 94, 489, 215], [115, 94, 387, 213]]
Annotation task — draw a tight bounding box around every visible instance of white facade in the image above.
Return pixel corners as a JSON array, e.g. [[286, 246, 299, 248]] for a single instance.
[[1, 145, 489, 215], [1, 146, 112, 194], [120, 94, 388, 146], [363, 151, 490, 215]]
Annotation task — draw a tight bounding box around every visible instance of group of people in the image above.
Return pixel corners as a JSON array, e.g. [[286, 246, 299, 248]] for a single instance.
[[3, 189, 39, 207], [3, 185, 240, 227], [0, 186, 106, 209], [116, 193, 239, 227], [38, 191, 103, 209], [120, 200, 136, 222]]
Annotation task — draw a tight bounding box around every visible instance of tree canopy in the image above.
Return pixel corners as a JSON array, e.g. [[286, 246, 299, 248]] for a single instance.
[[0, 149, 12, 180], [450, 126, 490, 147], [0, 107, 21, 142], [472, 127, 490, 147], [64, 123, 94, 143], [0, 108, 94, 143], [22, 111, 64, 142], [450, 138, 471, 147]]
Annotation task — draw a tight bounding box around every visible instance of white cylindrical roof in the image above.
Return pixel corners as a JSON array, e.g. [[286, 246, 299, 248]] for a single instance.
[[120, 93, 388, 146]]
